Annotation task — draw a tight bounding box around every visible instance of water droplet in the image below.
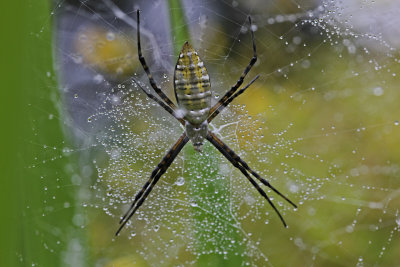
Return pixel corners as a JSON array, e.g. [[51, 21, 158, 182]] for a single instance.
[[93, 74, 103, 84], [372, 86, 384, 96], [72, 55, 83, 64], [106, 32, 115, 41], [289, 183, 299, 193], [176, 177, 185, 186], [345, 225, 354, 233]]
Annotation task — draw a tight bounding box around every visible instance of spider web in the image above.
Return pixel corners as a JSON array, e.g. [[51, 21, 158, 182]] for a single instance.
[[25, 0, 400, 266]]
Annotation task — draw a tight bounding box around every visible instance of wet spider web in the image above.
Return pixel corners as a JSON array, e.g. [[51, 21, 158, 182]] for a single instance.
[[26, 0, 400, 266]]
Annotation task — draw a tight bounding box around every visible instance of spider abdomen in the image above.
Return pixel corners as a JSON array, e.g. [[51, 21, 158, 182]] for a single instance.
[[174, 42, 211, 125]]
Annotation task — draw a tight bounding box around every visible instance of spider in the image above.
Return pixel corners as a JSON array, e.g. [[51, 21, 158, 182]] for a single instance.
[[116, 10, 297, 236]]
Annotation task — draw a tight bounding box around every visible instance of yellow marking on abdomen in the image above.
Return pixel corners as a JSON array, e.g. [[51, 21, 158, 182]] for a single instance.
[[174, 42, 211, 124]]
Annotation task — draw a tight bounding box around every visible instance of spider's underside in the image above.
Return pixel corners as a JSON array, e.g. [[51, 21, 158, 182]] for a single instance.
[[116, 10, 297, 236]]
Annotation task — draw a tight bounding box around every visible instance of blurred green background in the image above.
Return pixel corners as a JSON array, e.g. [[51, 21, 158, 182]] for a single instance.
[[2, 0, 400, 266], [1, 1, 79, 266]]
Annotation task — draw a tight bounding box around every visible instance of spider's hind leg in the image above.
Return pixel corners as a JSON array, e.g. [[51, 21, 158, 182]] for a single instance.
[[116, 133, 189, 236], [206, 131, 296, 227]]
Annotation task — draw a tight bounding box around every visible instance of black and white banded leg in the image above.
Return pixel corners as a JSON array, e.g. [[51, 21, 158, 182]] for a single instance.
[[132, 78, 185, 125], [209, 16, 257, 117], [208, 75, 260, 122], [206, 131, 296, 227], [116, 133, 189, 236], [136, 10, 177, 110]]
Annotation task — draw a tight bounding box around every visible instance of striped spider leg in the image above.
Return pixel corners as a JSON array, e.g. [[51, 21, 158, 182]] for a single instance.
[[116, 11, 188, 236], [206, 132, 297, 227], [204, 17, 297, 226], [207, 74, 260, 122], [136, 10, 177, 111], [116, 133, 189, 236], [208, 16, 258, 118], [131, 78, 185, 125], [116, 10, 296, 235]]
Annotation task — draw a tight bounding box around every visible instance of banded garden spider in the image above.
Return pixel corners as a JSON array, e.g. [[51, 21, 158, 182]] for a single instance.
[[116, 10, 297, 236]]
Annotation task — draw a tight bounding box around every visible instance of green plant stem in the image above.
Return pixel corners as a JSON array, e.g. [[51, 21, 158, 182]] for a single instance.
[[167, 2, 245, 265], [2, 1, 86, 266], [168, 0, 191, 55]]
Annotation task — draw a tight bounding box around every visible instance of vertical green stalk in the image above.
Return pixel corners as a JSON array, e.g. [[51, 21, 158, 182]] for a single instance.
[[0, 2, 20, 266], [167, 0, 191, 55], [167, 2, 245, 265], [2, 1, 86, 266]]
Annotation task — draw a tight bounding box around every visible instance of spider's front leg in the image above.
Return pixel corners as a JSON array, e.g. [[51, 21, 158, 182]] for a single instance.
[[207, 74, 260, 122], [206, 131, 297, 227], [136, 10, 177, 110], [132, 79, 185, 125], [116, 133, 189, 236], [208, 16, 257, 117]]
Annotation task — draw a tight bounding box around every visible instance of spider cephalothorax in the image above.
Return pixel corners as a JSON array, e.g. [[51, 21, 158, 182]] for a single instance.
[[116, 10, 297, 236], [185, 120, 208, 152]]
